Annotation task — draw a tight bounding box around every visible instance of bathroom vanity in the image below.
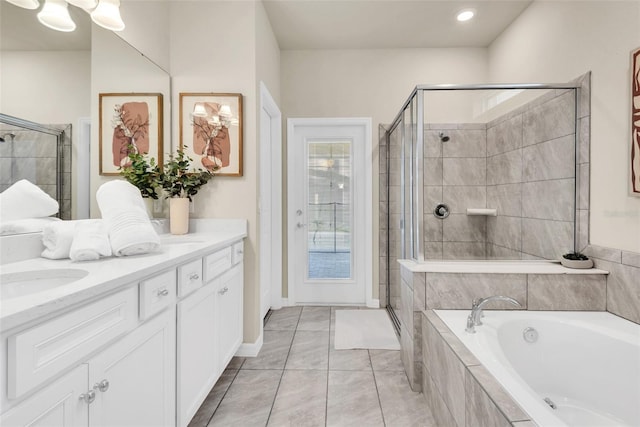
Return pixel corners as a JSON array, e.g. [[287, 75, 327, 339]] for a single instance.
[[0, 220, 246, 427]]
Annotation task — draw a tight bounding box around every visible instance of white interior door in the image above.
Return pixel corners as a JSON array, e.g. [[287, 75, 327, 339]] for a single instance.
[[259, 82, 282, 317], [288, 118, 372, 305]]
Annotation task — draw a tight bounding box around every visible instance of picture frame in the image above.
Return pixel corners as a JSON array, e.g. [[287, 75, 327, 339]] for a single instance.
[[99, 93, 163, 176], [179, 93, 243, 177], [631, 47, 640, 195]]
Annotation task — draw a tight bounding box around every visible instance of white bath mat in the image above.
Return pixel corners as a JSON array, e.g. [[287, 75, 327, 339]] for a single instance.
[[334, 309, 400, 350]]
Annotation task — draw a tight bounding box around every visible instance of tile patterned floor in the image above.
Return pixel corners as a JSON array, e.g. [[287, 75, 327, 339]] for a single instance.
[[188, 306, 435, 427]]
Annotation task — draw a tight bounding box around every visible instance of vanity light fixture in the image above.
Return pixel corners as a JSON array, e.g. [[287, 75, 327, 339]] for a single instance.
[[456, 9, 475, 22], [4, 0, 125, 32], [192, 103, 208, 118], [66, 0, 97, 9], [5, 0, 39, 9], [37, 0, 76, 32], [90, 0, 125, 31]]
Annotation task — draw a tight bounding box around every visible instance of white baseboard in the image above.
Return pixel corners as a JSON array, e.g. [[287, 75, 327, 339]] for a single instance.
[[235, 332, 263, 357], [367, 299, 380, 309], [280, 298, 290, 307]]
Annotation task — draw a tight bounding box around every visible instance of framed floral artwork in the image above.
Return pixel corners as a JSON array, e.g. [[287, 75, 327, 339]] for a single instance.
[[179, 93, 243, 177], [631, 47, 640, 195], [99, 93, 164, 176]]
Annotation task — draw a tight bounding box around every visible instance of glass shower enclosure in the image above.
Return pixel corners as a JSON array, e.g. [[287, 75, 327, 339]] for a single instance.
[[383, 84, 582, 327]]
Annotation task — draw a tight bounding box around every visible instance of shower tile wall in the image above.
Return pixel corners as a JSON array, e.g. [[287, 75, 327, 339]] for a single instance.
[[419, 91, 577, 260], [0, 126, 71, 219], [486, 90, 575, 260], [424, 125, 488, 260]]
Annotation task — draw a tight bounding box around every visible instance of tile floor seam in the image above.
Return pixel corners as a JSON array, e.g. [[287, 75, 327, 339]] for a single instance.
[[204, 368, 241, 427], [263, 368, 287, 427], [369, 350, 388, 427]]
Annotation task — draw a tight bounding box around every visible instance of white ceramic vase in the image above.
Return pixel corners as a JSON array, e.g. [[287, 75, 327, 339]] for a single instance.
[[170, 197, 189, 235]]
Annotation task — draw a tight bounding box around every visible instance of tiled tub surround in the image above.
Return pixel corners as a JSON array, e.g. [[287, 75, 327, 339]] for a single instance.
[[397, 260, 609, 392], [422, 309, 640, 427]]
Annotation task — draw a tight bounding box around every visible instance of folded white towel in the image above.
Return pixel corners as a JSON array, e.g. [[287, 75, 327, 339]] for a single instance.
[[0, 179, 59, 221], [97, 181, 160, 257], [105, 207, 160, 256], [70, 221, 112, 262], [41, 220, 78, 259]]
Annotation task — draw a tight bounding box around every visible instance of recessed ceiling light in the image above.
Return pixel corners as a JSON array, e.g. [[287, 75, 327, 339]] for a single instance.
[[457, 10, 475, 22]]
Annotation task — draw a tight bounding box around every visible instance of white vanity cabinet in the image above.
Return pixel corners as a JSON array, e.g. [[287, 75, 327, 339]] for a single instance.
[[177, 242, 244, 427], [1, 232, 246, 427], [0, 365, 89, 427]]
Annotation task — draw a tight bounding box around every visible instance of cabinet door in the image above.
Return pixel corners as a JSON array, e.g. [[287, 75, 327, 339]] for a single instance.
[[1, 365, 88, 427], [177, 284, 217, 427], [88, 307, 176, 427], [215, 263, 243, 374]]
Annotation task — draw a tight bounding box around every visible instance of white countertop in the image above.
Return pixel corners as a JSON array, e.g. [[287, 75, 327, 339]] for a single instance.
[[0, 220, 247, 333], [397, 259, 609, 275]]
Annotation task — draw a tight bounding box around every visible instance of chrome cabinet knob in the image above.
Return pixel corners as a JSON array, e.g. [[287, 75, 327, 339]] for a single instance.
[[218, 286, 229, 295], [79, 389, 96, 404], [95, 379, 109, 393], [189, 273, 200, 281], [157, 288, 169, 297]]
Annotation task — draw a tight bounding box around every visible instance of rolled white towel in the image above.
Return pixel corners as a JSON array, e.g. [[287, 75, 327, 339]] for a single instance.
[[70, 221, 112, 262], [41, 220, 77, 259], [0, 179, 59, 221], [105, 207, 160, 257], [96, 180, 147, 217], [97, 181, 160, 257]]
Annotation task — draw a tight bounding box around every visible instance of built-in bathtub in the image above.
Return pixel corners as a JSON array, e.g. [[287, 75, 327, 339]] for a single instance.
[[435, 310, 640, 427]]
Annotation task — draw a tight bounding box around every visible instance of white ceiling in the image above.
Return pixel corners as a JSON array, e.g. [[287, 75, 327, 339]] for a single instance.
[[1, 0, 532, 52], [263, 0, 533, 50]]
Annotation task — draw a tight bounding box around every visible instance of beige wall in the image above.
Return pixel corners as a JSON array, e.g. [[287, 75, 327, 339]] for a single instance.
[[488, 0, 640, 253], [90, 26, 171, 217], [280, 48, 489, 300]]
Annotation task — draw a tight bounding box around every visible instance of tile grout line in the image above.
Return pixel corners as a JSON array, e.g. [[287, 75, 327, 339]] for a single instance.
[[263, 307, 303, 427], [369, 350, 387, 427], [204, 367, 241, 427]]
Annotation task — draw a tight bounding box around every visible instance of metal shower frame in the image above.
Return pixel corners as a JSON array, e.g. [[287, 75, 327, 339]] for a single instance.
[[384, 83, 582, 315]]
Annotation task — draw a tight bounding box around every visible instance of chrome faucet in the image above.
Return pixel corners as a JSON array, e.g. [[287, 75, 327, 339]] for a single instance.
[[465, 295, 522, 333]]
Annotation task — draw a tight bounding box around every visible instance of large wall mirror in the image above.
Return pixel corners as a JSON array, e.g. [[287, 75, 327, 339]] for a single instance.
[[0, 2, 170, 234]]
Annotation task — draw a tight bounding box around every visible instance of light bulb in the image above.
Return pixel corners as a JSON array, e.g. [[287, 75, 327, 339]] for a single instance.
[[456, 10, 475, 22], [37, 0, 76, 32], [66, 0, 98, 9], [91, 0, 125, 31], [5, 0, 40, 9], [219, 105, 232, 118], [192, 103, 208, 117]]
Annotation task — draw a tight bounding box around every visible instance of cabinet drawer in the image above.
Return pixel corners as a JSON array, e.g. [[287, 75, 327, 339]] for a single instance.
[[178, 258, 203, 297], [7, 286, 138, 399], [140, 269, 176, 320], [232, 241, 244, 265], [204, 247, 232, 282]]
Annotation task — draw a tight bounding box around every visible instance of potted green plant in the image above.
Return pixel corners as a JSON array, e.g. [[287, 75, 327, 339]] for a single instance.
[[159, 147, 217, 234], [119, 149, 162, 217], [560, 251, 593, 269]]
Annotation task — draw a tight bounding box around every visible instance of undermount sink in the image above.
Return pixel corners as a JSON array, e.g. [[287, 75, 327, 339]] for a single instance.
[[1, 269, 89, 300]]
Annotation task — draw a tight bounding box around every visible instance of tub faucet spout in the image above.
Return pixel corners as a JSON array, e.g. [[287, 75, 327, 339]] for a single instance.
[[465, 296, 522, 333]]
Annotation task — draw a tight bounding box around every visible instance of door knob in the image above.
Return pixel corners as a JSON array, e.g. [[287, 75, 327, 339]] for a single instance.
[[296, 222, 306, 229]]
